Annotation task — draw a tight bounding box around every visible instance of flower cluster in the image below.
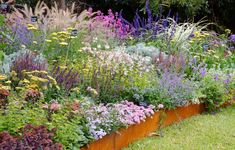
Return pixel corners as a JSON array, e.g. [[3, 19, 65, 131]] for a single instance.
[[82, 100, 154, 140], [82, 103, 122, 140], [113, 100, 154, 125]]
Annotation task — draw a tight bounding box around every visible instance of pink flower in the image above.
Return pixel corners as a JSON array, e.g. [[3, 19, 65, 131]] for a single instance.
[[50, 102, 61, 111], [158, 104, 164, 109]]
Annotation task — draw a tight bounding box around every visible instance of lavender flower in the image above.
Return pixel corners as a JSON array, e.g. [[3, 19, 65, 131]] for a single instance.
[[200, 67, 207, 78], [229, 34, 235, 43], [51, 66, 80, 92], [157, 71, 198, 107]]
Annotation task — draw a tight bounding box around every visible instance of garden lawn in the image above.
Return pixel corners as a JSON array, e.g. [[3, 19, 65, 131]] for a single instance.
[[125, 104, 235, 150]]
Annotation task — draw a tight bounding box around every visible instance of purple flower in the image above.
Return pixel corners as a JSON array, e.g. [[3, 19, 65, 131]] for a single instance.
[[214, 74, 219, 81], [203, 44, 209, 51], [229, 34, 235, 43], [200, 68, 207, 78]]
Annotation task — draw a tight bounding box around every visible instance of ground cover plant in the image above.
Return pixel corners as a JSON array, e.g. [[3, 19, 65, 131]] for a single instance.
[[0, 0, 234, 149]]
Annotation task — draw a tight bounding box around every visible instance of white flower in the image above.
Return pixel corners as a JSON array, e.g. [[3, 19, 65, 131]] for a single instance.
[[105, 44, 110, 50], [97, 44, 102, 49], [157, 104, 164, 109]]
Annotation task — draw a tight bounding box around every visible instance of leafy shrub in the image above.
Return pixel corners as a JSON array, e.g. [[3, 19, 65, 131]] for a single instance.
[[0, 97, 92, 149], [201, 75, 224, 111], [201, 68, 235, 111], [0, 124, 63, 150]]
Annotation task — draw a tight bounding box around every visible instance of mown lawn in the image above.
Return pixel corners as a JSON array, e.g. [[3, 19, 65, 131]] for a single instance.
[[125, 104, 235, 150]]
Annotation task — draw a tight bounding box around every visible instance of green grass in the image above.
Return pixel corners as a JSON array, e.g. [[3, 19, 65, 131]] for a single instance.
[[125, 104, 235, 150]]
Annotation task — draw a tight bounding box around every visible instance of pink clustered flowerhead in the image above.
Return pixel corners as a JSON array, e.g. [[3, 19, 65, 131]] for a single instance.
[[113, 100, 154, 125], [42, 102, 61, 112], [83, 100, 154, 140], [88, 7, 130, 39]]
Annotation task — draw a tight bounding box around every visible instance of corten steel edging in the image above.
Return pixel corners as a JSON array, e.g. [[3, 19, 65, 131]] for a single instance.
[[81, 100, 235, 150]]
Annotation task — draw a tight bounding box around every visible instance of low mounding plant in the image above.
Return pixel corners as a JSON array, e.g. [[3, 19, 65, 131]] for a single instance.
[[113, 100, 154, 125], [81, 100, 155, 140], [0, 124, 63, 150], [200, 68, 234, 112], [155, 71, 200, 108], [201, 75, 224, 112], [82, 102, 123, 140]]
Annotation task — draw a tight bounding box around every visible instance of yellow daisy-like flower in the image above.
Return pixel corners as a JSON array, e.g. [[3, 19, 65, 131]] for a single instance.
[[59, 42, 69, 46]]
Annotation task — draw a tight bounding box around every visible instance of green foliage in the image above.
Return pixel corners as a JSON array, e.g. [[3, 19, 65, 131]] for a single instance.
[[140, 0, 208, 18], [201, 75, 224, 112], [0, 96, 92, 148]]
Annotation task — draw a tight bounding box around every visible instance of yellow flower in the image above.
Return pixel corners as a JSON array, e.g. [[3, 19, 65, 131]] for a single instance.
[[27, 26, 38, 30], [71, 87, 80, 94], [27, 24, 34, 28], [59, 42, 69, 46], [204, 33, 210, 36], [22, 79, 30, 84], [225, 29, 231, 34], [0, 75, 7, 81], [52, 37, 58, 41], [51, 32, 58, 36], [60, 66, 67, 69], [5, 80, 12, 84], [82, 69, 89, 72], [15, 87, 24, 91], [33, 41, 38, 44], [27, 84, 39, 89], [47, 75, 57, 85], [55, 85, 60, 90], [45, 39, 52, 43], [214, 55, 219, 59], [194, 31, 201, 37], [189, 40, 194, 44], [21, 45, 26, 49], [207, 50, 216, 54]]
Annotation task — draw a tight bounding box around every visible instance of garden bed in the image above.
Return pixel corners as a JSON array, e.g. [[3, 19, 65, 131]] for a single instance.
[[81, 101, 234, 150]]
